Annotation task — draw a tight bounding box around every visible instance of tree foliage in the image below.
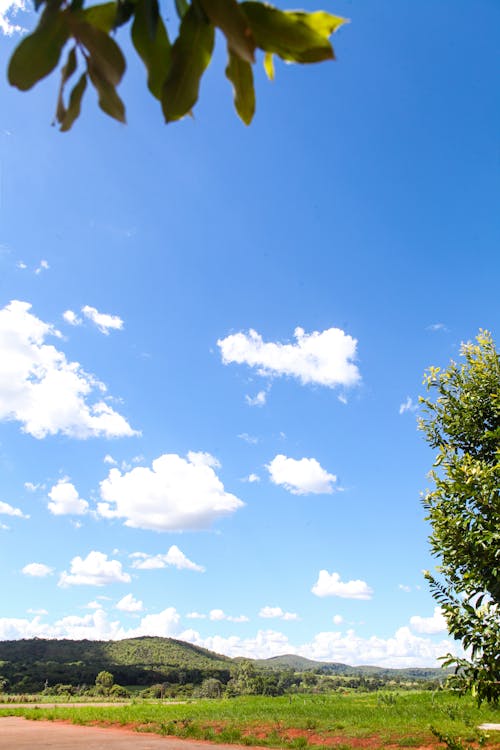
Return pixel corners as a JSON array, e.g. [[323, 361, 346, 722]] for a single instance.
[[7, 0, 347, 130], [419, 331, 500, 705]]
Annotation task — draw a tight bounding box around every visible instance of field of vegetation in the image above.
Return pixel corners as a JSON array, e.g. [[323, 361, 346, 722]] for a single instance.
[[1, 692, 499, 749]]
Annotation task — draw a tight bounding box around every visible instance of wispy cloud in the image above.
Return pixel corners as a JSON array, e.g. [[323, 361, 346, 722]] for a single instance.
[[399, 396, 418, 415]]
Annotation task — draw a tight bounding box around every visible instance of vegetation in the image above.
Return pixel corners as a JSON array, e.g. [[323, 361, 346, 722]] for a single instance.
[[7, 0, 347, 130], [0, 636, 450, 696], [419, 331, 500, 705], [0, 692, 498, 748]]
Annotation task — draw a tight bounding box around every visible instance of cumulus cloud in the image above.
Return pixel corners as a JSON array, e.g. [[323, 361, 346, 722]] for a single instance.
[[312, 570, 373, 600], [245, 390, 267, 407], [259, 606, 299, 621], [81, 305, 124, 335], [409, 607, 448, 634], [62, 310, 82, 326], [0, 500, 29, 518], [332, 614, 344, 625], [267, 455, 336, 495], [22, 563, 53, 577], [48, 479, 89, 516], [130, 545, 205, 572], [0, 300, 137, 439], [399, 397, 418, 415], [116, 594, 143, 613], [209, 609, 249, 623], [98, 452, 244, 532], [218, 327, 360, 389], [59, 551, 131, 587]]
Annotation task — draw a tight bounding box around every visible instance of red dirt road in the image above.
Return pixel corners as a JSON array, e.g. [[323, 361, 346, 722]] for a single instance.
[[0, 716, 242, 750]]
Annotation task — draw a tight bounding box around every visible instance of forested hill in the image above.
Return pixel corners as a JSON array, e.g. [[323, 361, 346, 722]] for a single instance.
[[0, 637, 448, 693]]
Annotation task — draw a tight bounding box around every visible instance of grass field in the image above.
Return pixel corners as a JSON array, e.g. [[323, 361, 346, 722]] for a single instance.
[[1, 692, 499, 749]]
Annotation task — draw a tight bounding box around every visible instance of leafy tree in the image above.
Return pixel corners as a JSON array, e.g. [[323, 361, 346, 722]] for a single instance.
[[7, 0, 347, 130], [198, 677, 223, 697], [95, 669, 114, 693], [419, 331, 500, 705]]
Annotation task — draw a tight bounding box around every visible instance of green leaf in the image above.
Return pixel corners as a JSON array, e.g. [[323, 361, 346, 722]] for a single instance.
[[295, 10, 347, 38], [225, 47, 254, 125], [114, 0, 136, 29], [161, 4, 214, 123], [131, 0, 171, 100], [241, 2, 337, 63], [71, 20, 126, 86], [60, 72, 87, 131], [88, 59, 126, 122], [174, 0, 189, 20], [200, 0, 255, 63], [8, 7, 70, 91], [263, 51, 274, 80], [81, 3, 117, 32], [55, 45, 77, 124]]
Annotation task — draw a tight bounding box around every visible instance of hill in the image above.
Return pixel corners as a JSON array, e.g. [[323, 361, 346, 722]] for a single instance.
[[0, 638, 448, 693]]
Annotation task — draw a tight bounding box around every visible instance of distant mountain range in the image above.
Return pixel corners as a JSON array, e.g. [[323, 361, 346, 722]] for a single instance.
[[0, 636, 448, 691]]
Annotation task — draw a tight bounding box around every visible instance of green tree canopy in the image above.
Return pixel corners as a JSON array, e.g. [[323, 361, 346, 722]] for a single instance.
[[7, 0, 347, 130], [419, 331, 500, 705]]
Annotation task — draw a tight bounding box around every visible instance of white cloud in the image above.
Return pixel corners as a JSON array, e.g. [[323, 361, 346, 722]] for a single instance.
[[427, 323, 448, 332], [267, 455, 336, 495], [312, 570, 373, 600], [116, 594, 143, 613], [27, 608, 48, 615], [186, 612, 207, 619], [242, 473, 260, 483], [0, 300, 137, 439], [34, 259, 49, 275], [125, 607, 181, 638], [62, 310, 82, 326], [17, 260, 27, 270], [48, 479, 89, 516], [398, 584, 411, 593], [98, 452, 244, 532], [332, 614, 344, 625], [0, 609, 460, 667], [81, 305, 123, 335], [0, 500, 29, 518], [85, 601, 102, 610], [104, 454, 117, 465], [399, 396, 418, 415], [0, 523, 8, 530], [59, 551, 131, 587], [209, 609, 249, 623], [238, 433, 258, 445], [185, 626, 461, 668], [22, 562, 53, 577], [245, 390, 267, 407], [259, 606, 299, 621], [130, 545, 205, 572], [24, 482, 41, 492], [409, 607, 448, 634], [218, 326, 360, 389]]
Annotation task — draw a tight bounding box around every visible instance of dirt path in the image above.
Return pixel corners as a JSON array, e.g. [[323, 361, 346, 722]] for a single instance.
[[0, 716, 256, 750]]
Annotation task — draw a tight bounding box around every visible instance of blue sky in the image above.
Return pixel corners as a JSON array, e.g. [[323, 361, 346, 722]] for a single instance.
[[0, 0, 498, 667]]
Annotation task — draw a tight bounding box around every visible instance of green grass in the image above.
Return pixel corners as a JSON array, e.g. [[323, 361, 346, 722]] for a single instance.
[[0, 692, 498, 748]]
